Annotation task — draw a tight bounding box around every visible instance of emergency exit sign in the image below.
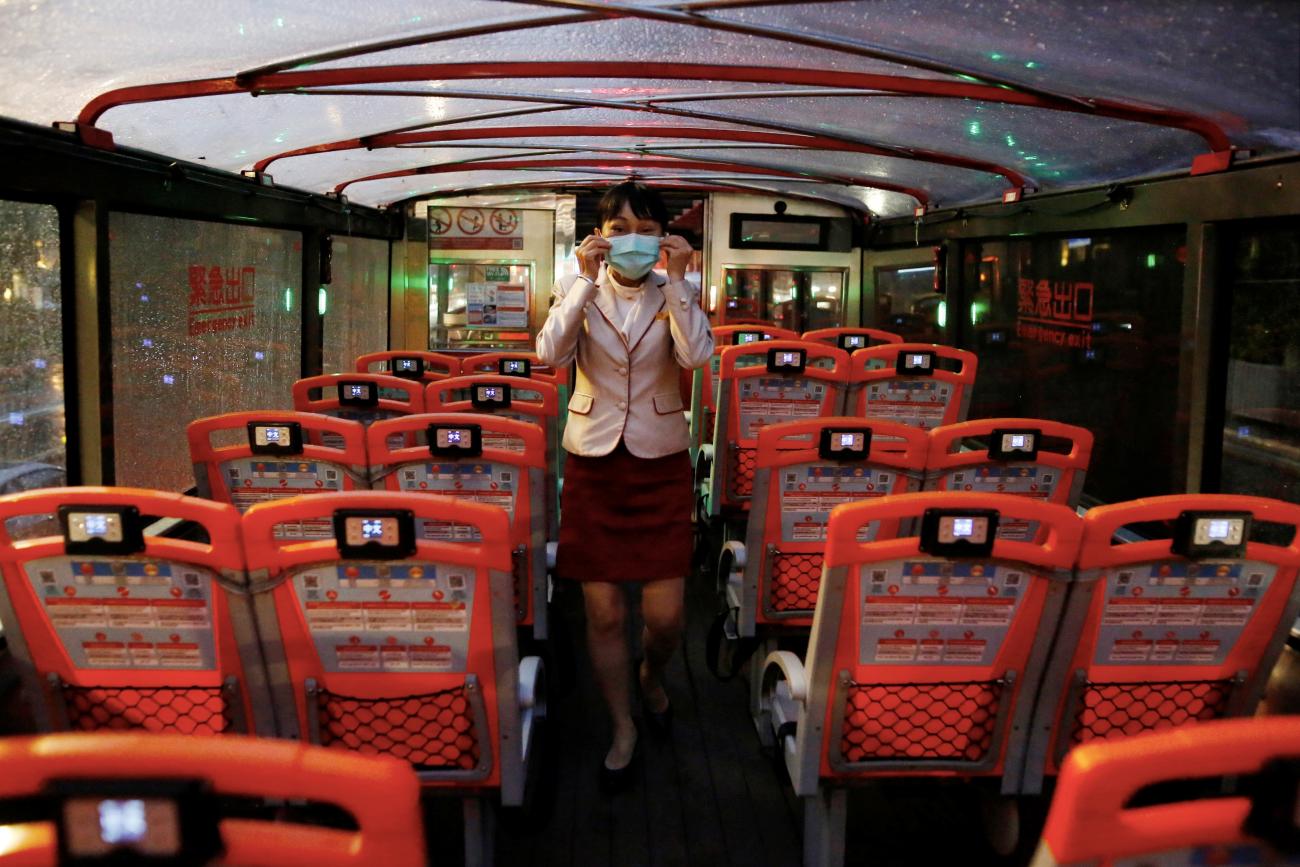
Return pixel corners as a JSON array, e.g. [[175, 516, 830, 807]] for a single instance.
[[485, 266, 510, 281]]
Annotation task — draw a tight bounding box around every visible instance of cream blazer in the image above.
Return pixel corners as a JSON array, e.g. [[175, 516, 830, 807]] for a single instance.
[[536, 268, 714, 458]]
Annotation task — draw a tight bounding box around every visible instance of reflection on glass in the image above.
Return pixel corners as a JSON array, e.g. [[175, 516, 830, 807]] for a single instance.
[[718, 267, 845, 332], [109, 213, 303, 491], [963, 230, 1185, 503], [1221, 222, 1299, 503], [872, 264, 942, 342], [0, 200, 65, 497], [323, 237, 389, 374]]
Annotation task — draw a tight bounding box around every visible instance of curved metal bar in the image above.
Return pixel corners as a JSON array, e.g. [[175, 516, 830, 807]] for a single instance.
[[78, 62, 1233, 153], [250, 88, 1034, 191], [386, 175, 877, 214], [340, 143, 937, 200], [255, 123, 1024, 188], [233, 0, 1089, 110], [333, 155, 928, 204], [502, 0, 1097, 108]]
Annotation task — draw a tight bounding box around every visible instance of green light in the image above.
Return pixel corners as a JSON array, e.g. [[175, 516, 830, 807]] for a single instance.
[[318, 286, 328, 315], [1024, 61, 1038, 69], [283, 287, 293, 312], [937, 301, 948, 329], [956, 74, 981, 83], [1146, 253, 1157, 268], [1023, 155, 1039, 161], [970, 301, 988, 326], [1005, 135, 1016, 147], [968, 121, 982, 137], [989, 52, 1004, 61]]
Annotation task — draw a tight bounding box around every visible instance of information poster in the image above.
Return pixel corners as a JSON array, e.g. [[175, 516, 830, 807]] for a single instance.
[[467, 281, 529, 329]]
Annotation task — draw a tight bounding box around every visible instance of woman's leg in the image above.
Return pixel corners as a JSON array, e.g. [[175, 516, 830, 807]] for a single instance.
[[583, 581, 637, 768], [639, 577, 685, 713]]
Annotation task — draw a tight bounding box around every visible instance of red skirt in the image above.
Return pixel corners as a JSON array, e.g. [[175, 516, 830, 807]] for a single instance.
[[554, 442, 693, 584]]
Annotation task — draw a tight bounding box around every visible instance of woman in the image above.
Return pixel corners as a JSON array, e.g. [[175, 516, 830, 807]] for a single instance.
[[536, 181, 713, 788]]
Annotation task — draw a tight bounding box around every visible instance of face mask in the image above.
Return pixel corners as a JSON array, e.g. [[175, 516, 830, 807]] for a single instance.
[[605, 233, 661, 280]]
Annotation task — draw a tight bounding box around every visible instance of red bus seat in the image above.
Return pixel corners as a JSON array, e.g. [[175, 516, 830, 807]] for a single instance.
[[367, 413, 550, 641], [355, 349, 461, 382], [0, 488, 270, 738], [759, 492, 1083, 866], [425, 375, 560, 542], [1024, 494, 1300, 794], [188, 411, 370, 538], [1033, 718, 1300, 867], [459, 351, 571, 391], [706, 340, 849, 520], [240, 491, 541, 799], [692, 325, 800, 457], [291, 373, 425, 450], [846, 343, 978, 431], [720, 417, 928, 639], [0, 732, 424, 867], [925, 418, 1094, 541], [802, 327, 903, 352]]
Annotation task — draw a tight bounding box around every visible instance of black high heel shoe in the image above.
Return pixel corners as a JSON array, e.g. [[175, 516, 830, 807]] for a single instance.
[[599, 728, 640, 794]]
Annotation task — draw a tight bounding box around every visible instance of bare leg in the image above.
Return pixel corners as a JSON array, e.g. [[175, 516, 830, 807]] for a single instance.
[[639, 577, 685, 713], [583, 581, 637, 769]]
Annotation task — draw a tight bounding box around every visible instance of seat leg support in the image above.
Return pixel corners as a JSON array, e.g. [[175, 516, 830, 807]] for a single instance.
[[463, 796, 497, 867], [803, 788, 847, 867]]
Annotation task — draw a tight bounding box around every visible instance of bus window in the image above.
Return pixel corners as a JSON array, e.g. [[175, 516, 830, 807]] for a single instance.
[[1221, 220, 1300, 503], [964, 230, 1186, 503], [0, 199, 65, 488], [322, 237, 389, 374], [109, 213, 303, 491]]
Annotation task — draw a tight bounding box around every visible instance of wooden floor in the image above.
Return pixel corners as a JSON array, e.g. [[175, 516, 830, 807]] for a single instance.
[[426, 571, 1047, 867]]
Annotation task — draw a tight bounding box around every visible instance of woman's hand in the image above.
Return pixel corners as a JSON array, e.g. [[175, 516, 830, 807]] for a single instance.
[[576, 233, 611, 281], [661, 234, 692, 281]]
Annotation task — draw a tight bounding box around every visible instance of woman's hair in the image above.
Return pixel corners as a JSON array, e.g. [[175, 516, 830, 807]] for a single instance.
[[596, 180, 670, 233]]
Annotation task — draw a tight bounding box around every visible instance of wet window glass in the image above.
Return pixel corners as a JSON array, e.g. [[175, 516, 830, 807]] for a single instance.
[[323, 236, 390, 374], [963, 229, 1186, 503], [1220, 221, 1300, 502], [0, 199, 65, 491], [109, 213, 302, 491]]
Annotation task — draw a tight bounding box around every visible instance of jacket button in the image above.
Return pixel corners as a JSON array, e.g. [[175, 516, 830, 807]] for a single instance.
[[679, 298, 689, 309], [616, 367, 627, 376], [617, 400, 627, 410]]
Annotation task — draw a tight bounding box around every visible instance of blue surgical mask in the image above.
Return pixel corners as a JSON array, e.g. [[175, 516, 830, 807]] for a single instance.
[[605, 233, 661, 280]]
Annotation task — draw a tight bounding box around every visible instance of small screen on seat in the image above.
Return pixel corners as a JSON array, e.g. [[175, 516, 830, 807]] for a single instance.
[[499, 358, 531, 377], [389, 357, 424, 378], [1173, 511, 1251, 558], [895, 350, 935, 375], [989, 428, 1039, 461], [819, 427, 871, 460], [920, 508, 999, 557], [337, 381, 378, 407], [735, 331, 763, 345], [428, 423, 483, 457], [332, 509, 416, 559], [838, 333, 868, 350], [68, 512, 122, 544], [766, 347, 806, 374]]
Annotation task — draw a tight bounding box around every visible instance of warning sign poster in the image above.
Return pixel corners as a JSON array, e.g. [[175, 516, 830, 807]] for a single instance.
[[429, 207, 524, 250]]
